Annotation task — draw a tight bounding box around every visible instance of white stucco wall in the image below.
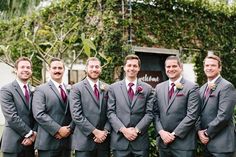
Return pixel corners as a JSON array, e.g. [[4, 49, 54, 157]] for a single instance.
[[0, 63, 15, 125], [183, 63, 196, 83]]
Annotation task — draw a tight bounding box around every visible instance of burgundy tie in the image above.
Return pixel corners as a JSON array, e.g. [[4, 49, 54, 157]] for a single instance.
[[128, 83, 134, 101], [59, 85, 67, 103], [169, 83, 175, 100], [94, 84, 99, 100], [23, 85, 30, 104], [204, 86, 211, 98]]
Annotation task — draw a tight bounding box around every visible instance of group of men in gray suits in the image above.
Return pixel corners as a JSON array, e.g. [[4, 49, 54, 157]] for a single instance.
[[0, 54, 235, 157]]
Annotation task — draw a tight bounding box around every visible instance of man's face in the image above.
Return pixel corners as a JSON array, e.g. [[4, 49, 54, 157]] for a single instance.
[[204, 58, 221, 80], [86, 60, 101, 80], [16, 60, 32, 82], [124, 59, 140, 80], [165, 59, 182, 81], [49, 61, 65, 83]]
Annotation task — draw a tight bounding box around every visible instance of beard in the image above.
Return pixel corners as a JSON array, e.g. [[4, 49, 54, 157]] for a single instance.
[[87, 72, 100, 81]]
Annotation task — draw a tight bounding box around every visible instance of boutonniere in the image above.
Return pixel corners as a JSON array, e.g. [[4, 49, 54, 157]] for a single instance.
[[175, 82, 184, 90], [208, 83, 216, 91], [100, 83, 107, 92], [66, 84, 72, 91], [30, 86, 36, 93], [137, 86, 143, 94]]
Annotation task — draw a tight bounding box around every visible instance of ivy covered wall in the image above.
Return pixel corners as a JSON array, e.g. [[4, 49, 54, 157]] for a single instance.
[[131, 0, 236, 86]]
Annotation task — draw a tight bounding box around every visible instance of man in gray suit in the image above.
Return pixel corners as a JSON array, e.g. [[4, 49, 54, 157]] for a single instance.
[[196, 54, 236, 157], [154, 55, 200, 157], [32, 58, 73, 157], [70, 57, 110, 157], [0, 57, 37, 157], [107, 54, 154, 157]]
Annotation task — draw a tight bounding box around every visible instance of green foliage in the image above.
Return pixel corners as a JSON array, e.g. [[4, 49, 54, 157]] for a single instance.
[[0, 0, 42, 19], [130, 0, 236, 87]]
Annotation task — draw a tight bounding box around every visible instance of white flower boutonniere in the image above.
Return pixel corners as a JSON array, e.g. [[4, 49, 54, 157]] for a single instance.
[[175, 82, 184, 90], [100, 83, 107, 92], [30, 86, 36, 92], [208, 83, 216, 91], [66, 84, 72, 90]]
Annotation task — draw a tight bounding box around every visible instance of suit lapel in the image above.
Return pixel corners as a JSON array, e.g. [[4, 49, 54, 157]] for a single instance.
[[166, 79, 183, 112], [13, 80, 29, 108], [201, 83, 208, 110], [168, 88, 179, 106], [163, 81, 169, 110], [201, 76, 222, 111], [98, 81, 105, 110], [28, 84, 34, 110], [84, 79, 99, 106], [120, 80, 131, 106], [48, 81, 66, 110], [131, 80, 141, 107], [62, 84, 70, 114]]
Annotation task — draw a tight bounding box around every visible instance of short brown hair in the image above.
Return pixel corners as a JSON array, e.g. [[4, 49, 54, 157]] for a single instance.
[[14, 57, 32, 69], [85, 57, 101, 67], [204, 54, 222, 67], [124, 54, 141, 67], [165, 55, 182, 67], [49, 58, 65, 68]]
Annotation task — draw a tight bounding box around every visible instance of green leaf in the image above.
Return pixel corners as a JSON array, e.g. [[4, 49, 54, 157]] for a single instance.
[[84, 39, 96, 50], [81, 33, 85, 41]]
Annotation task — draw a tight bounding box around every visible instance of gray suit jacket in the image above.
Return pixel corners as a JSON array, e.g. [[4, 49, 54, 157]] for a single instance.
[[196, 76, 236, 153], [107, 79, 154, 150], [0, 80, 36, 153], [69, 78, 110, 151], [154, 78, 200, 150], [32, 80, 73, 150]]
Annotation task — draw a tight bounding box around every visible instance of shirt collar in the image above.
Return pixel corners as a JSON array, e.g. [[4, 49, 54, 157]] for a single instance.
[[125, 78, 137, 88], [87, 77, 99, 89], [208, 75, 220, 84], [16, 79, 29, 94], [16, 79, 28, 88], [169, 75, 182, 87], [50, 79, 65, 91]]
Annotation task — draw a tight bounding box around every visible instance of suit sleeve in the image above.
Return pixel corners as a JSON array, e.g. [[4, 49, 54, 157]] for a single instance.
[[107, 86, 126, 133], [173, 84, 200, 138], [135, 87, 154, 133], [0, 87, 31, 137], [32, 88, 61, 136], [104, 121, 111, 132], [206, 84, 236, 138], [69, 85, 96, 136], [153, 88, 164, 134]]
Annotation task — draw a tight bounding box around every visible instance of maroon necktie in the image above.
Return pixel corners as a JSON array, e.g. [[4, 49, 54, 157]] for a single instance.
[[94, 84, 99, 100], [59, 85, 67, 103], [23, 85, 30, 104], [204, 86, 211, 98], [128, 83, 134, 101], [168, 83, 175, 100]]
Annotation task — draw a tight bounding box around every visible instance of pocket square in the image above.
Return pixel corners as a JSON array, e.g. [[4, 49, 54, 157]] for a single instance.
[[103, 95, 109, 99], [176, 93, 184, 96], [138, 96, 145, 99]]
